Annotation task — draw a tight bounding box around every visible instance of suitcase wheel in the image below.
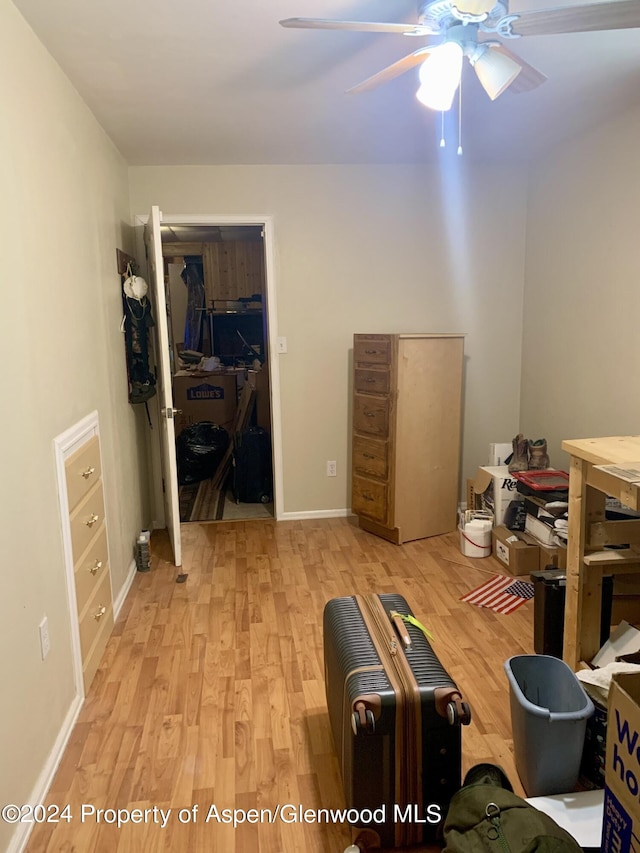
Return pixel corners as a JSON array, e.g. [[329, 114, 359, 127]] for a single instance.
[[351, 707, 376, 735], [348, 829, 381, 851], [446, 699, 472, 726]]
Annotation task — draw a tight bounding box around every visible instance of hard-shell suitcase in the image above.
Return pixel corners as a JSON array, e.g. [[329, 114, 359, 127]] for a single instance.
[[232, 426, 273, 503], [323, 593, 471, 851]]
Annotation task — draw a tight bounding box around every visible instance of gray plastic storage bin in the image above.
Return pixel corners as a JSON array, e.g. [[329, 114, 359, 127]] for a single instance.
[[504, 654, 594, 796]]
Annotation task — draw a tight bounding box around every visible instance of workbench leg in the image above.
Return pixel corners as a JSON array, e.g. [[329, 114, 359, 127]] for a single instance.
[[563, 456, 606, 668]]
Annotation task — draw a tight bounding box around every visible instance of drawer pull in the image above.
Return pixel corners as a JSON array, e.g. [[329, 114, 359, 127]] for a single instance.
[[364, 378, 377, 383], [364, 411, 377, 418], [84, 513, 100, 528], [362, 493, 375, 502], [93, 605, 107, 622], [363, 453, 375, 459], [364, 349, 380, 355], [81, 466, 96, 480], [88, 560, 103, 576]]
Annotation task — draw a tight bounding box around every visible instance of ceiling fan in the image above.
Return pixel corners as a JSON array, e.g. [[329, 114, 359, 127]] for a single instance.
[[280, 1, 640, 112]]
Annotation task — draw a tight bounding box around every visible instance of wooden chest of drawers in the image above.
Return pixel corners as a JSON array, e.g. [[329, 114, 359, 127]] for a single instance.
[[351, 333, 464, 544]]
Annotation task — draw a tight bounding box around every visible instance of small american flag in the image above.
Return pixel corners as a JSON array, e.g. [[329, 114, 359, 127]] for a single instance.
[[461, 574, 534, 614]]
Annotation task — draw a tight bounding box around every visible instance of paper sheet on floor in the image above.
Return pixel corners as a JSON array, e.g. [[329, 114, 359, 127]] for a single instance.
[[525, 789, 603, 848]]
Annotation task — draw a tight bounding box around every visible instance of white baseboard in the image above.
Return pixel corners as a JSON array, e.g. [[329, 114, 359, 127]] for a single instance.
[[278, 508, 352, 521], [113, 558, 137, 620], [10, 557, 136, 852], [8, 693, 84, 853]]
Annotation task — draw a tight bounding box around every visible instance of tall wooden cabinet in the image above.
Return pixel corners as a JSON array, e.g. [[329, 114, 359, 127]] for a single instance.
[[351, 333, 464, 544]]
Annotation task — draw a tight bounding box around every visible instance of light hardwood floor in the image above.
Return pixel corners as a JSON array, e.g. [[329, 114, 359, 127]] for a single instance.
[[25, 518, 534, 853]]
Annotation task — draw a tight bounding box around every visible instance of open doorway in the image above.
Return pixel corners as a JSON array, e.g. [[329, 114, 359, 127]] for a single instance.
[[159, 222, 275, 523]]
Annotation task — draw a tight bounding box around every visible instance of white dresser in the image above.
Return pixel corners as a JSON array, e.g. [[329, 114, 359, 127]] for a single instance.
[[55, 414, 114, 693]]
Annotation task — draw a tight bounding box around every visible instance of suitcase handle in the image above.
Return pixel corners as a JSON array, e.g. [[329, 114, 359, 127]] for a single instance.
[[389, 610, 412, 648]]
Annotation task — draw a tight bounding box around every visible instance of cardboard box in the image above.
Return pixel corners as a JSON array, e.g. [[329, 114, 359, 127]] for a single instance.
[[471, 466, 519, 526], [539, 542, 568, 571], [213, 300, 244, 311], [601, 672, 640, 853], [173, 371, 238, 434], [491, 525, 540, 577]]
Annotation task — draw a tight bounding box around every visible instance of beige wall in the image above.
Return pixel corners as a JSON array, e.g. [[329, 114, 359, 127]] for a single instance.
[[1, 2, 151, 848], [129, 164, 529, 513], [521, 105, 640, 468]]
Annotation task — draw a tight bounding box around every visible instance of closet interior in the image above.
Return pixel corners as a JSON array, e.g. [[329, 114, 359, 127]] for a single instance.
[[160, 224, 273, 523]]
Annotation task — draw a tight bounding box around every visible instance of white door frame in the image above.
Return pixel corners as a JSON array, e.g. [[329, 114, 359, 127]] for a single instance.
[[134, 212, 284, 522]]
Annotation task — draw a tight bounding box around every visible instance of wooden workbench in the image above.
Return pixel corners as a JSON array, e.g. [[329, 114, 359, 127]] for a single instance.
[[562, 436, 640, 669]]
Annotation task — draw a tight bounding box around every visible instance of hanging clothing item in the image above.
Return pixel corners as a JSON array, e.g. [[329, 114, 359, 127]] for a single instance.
[[124, 293, 156, 404], [181, 263, 205, 351]]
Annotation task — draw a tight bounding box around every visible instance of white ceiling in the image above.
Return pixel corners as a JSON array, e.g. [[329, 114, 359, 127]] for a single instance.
[[12, 0, 640, 165]]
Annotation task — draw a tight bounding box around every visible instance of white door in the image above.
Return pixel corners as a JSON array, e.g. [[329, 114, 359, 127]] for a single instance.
[[145, 206, 182, 566]]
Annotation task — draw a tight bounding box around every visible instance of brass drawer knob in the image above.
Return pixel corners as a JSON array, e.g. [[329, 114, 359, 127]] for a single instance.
[[94, 605, 107, 622], [88, 560, 103, 576], [81, 466, 95, 480], [84, 513, 100, 528], [363, 493, 375, 502]]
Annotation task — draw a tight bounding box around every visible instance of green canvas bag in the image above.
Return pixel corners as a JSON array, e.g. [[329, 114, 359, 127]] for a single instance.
[[443, 780, 582, 853]]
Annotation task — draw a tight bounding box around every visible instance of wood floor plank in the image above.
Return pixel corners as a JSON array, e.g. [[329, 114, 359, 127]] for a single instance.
[[22, 520, 537, 853]]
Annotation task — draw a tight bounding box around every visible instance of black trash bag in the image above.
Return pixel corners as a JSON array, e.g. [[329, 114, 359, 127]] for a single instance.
[[176, 422, 229, 485]]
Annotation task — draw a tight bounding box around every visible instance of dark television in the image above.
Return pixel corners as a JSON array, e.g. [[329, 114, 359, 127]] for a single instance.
[[212, 312, 264, 364]]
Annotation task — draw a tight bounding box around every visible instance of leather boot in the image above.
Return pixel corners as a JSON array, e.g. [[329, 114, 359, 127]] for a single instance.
[[508, 434, 529, 473], [528, 438, 550, 470]]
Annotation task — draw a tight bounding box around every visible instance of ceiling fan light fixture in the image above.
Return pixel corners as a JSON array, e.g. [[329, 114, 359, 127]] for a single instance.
[[415, 41, 463, 112], [472, 46, 522, 100]]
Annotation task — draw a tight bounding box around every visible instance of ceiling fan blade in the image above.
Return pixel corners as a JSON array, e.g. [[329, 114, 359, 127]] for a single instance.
[[489, 45, 548, 93], [346, 48, 433, 94], [279, 17, 435, 35], [452, 1, 498, 14], [510, 0, 640, 37]]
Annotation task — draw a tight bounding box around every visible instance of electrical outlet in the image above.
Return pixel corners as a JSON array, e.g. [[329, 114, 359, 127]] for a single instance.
[[277, 336, 288, 354], [326, 460, 337, 477], [39, 616, 50, 660]]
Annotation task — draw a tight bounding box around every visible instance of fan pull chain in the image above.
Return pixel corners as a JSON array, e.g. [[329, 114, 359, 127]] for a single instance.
[[457, 76, 463, 156], [440, 112, 446, 148]]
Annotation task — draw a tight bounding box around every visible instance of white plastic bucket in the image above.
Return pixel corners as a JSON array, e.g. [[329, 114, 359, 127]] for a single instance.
[[459, 518, 492, 558]]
